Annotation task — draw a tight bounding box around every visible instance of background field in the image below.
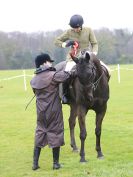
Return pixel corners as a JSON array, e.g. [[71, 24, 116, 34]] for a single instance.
[[0, 65, 133, 177]]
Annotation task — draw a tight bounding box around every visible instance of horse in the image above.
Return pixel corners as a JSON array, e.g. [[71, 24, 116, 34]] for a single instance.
[[55, 52, 110, 162]]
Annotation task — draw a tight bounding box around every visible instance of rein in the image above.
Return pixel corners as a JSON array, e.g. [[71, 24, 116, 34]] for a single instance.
[[92, 71, 104, 91], [70, 41, 79, 57], [78, 65, 104, 91], [85, 62, 104, 91]]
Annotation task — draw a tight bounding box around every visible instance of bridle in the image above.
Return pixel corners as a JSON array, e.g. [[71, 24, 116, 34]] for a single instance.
[[77, 62, 104, 91], [91, 71, 104, 91], [70, 41, 104, 91]]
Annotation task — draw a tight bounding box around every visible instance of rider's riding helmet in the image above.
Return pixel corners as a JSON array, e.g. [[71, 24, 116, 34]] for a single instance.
[[69, 14, 84, 28]]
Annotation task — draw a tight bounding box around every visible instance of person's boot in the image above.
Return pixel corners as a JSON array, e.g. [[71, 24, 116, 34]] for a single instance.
[[32, 147, 41, 170], [52, 147, 61, 170]]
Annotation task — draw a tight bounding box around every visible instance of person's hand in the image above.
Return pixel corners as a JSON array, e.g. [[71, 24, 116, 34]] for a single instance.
[[93, 52, 97, 55], [65, 40, 75, 47], [80, 50, 91, 55], [80, 50, 97, 56], [85, 51, 92, 56]]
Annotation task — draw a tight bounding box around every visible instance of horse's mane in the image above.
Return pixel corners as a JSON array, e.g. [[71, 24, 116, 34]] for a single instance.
[[91, 55, 103, 76]]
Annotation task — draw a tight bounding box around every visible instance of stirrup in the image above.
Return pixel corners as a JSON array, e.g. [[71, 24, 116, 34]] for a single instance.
[[62, 95, 69, 104]]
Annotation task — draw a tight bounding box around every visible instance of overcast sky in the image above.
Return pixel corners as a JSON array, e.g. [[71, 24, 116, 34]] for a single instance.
[[0, 0, 132, 33]]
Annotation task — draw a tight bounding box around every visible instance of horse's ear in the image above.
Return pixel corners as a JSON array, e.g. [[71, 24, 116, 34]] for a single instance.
[[73, 57, 79, 64], [85, 52, 91, 62], [70, 53, 79, 63]]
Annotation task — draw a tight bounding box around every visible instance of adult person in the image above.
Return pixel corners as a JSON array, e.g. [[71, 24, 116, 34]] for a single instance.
[[54, 14, 98, 103], [30, 53, 73, 170], [54, 14, 98, 71], [54, 14, 110, 103]]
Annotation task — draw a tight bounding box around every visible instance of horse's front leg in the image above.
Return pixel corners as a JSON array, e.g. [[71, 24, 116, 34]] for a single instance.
[[69, 104, 78, 152], [78, 107, 87, 162], [95, 104, 107, 159]]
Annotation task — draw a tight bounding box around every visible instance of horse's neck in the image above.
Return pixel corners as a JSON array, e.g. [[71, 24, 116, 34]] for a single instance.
[[72, 78, 84, 102], [92, 59, 103, 75]]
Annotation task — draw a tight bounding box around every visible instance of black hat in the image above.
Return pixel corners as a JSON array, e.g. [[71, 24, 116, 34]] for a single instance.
[[35, 53, 54, 68]]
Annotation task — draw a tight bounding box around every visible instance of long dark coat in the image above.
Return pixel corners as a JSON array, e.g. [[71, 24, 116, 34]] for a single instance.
[[30, 66, 70, 148]]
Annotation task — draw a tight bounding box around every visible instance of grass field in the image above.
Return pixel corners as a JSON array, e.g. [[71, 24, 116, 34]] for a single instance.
[[0, 65, 133, 177]]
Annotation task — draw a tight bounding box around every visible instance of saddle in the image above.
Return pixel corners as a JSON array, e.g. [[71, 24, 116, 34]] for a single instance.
[[100, 62, 111, 81]]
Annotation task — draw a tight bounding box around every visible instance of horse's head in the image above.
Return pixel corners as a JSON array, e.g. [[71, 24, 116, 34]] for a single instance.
[[74, 52, 96, 85], [72, 52, 97, 105]]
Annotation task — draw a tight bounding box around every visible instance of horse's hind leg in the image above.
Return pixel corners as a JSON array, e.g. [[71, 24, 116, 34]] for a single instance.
[[69, 104, 78, 152], [95, 105, 107, 159]]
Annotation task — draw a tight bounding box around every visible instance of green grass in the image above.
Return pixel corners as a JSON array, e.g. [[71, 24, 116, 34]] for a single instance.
[[0, 65, 133, 177]]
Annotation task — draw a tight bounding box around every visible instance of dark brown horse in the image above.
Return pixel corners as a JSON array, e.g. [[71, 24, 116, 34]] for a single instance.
[[68, 52, 110, 162]]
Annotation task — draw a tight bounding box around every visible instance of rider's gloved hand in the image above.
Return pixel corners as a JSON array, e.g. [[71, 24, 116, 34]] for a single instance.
[[62, 40, 75, 48], [80, 50, 91, 56], [80, 50, 97, 56]]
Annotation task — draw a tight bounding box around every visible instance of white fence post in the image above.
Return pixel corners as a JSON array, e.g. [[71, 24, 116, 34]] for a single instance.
[[117, 64, 120, 83], [23, 70, 27, 91]]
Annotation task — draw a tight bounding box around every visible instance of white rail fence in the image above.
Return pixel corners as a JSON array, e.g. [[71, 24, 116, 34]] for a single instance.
[[0, 65, 133, 91], [0, 70, 34, 91], [110, 64, 133, 83]]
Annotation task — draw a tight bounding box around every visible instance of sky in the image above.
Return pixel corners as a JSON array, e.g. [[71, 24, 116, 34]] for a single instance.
[[0, 0, 133, 33]]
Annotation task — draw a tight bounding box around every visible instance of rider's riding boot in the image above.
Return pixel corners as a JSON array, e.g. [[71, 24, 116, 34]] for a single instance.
[[62, 82, 69, 104], [52, 147, 61, 170], [62, 94, 69, 104], [32, 146, 41, 170]]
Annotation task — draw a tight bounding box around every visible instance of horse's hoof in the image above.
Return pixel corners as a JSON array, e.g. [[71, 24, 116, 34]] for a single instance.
[[32, 165, 40, 170], [97, 155, 104, 160], [72, 148, 79, 153], [80, 159, 88, 163]]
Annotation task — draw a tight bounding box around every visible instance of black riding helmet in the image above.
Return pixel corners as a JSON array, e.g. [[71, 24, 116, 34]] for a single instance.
[[69, 14, 84, 28]]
